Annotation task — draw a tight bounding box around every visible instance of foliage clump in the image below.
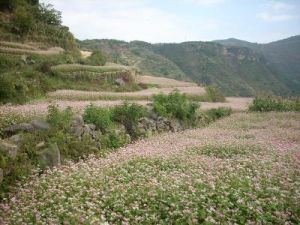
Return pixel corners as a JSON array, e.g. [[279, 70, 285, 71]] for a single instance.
[[83, 104, 113, 132], [84, 49, 107, 66], [112, 102, 147, 139], [204, 85, 226, 102], [153, 91, 198, 125], [249, 95, 300, 112], [206, 107, 232, 121], [46, 105, 74, 130]]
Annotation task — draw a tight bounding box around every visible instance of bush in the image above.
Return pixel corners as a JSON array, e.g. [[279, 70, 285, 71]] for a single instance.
[[11, 5, 35, 35], [205, 107, 232, 121], [249, 95, 300, 112], [100, 132, 127, 149], [153, 91, 199, 125], [46, 105, 73, 130], [85, 49, 107, 66], [112, 102, 146, 139], [204, 85, 226, 102], [83, 104, 113, 132]]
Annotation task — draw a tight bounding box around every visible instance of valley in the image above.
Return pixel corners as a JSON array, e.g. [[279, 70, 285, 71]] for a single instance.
[[0, 1, 299, 224]]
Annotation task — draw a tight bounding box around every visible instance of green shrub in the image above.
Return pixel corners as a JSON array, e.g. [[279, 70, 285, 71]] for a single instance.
[[11, 5, 35, 35], [249, 95, 300, 112], [112, 102, 146, 139], [204, 85, 226, 102], [46, 105, 73, 130], [153, 91, 199, 125], [100, 132, 127, 149], [85, 49, 107, 66], [83, 104, 113, 132], [205, 107, 232, 121]]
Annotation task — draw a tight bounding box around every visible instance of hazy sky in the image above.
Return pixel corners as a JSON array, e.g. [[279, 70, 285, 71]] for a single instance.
[[41, 0, 300, 43]]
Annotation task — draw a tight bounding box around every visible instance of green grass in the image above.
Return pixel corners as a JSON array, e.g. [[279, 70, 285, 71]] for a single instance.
[[51, 64, 129, 73]]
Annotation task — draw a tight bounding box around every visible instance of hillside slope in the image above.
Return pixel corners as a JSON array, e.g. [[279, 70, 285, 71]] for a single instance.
[[78, 39, 188, 81], [78, 38, 297, 96], [215, 35, 300, 95]]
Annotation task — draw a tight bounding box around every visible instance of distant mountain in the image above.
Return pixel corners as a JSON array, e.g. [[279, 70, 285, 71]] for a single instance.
[[78, 36, 300, 96], [214, 35, 300, 95]]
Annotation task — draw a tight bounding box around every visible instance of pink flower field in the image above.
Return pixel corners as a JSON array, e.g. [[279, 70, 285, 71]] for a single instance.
[[1, 112, 299, 224]]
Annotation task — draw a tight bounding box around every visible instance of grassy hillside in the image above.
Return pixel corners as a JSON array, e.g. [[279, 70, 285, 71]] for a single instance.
[[77, 39, 189, 81], [79, 39, 293, 96], [0, 1, 140, 104]]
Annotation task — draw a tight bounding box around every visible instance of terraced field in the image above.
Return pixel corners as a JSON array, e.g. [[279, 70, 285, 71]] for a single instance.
[[0, 41, 64, 55], [139, 75, 197, 87], [0, 97, 252, 116], [1, 112, 299, 224], [47, 86, 206, 101]]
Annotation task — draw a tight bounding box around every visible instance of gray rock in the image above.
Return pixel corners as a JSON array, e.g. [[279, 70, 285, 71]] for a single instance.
[[9, 134, 22, 145], [0, 141, 19, 159], [0, 168, 3, 184], [70, 125, 84, 137], [3, 123, 34, 135], [36, 142, 45, 149], [72, 115, 84, 126], [82, 125, 92, 137], [115, 78, 126, 86], [148, 110, 159, 120], [38, 143, 61, 168], [169, 120, 182, 132], [87, 124, 96, 130], [31, 119, 50, 131]]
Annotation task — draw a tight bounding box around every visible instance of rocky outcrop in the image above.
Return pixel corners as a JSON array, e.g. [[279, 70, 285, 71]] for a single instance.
[[69, 115, 99, 139], [3, 120, 50, 136], [115, 78, 126, 86], [136, 114, 183, 137], [3, 123, 34, 136], [31, 119, 51, 130], [0, 134, 23, 159]]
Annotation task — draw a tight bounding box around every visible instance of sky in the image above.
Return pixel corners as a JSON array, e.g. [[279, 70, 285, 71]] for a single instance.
[[40, 0, 300, 43]]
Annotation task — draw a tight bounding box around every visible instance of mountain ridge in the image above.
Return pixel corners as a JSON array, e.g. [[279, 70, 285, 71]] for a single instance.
[[78, 35, 300, 96]]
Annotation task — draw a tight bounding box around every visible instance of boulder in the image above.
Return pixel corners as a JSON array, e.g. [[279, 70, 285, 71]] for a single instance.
[[9, 134, 23, 145], [3, 120, 50, 136], [36, 142, 45, 149], [115, 78, 126, 86], [31, 119, 50, 131], [0, 141, 19, 159], [3, 123, 34, 136], [72, 115, 84, 126], [69, 120, 98, 139], [37, 143, 61, 168], [169, 120, 183, 132], [156, 117, 169, 132]]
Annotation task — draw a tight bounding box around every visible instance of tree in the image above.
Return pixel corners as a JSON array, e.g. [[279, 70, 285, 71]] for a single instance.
[[34, 3, 62, 26], [86, 49, 108, 66]]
